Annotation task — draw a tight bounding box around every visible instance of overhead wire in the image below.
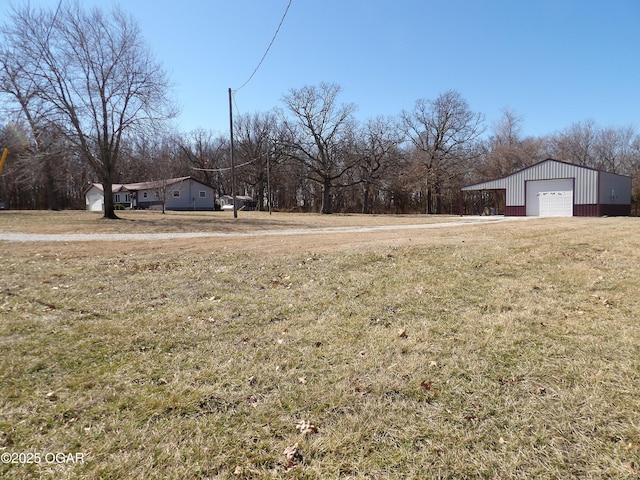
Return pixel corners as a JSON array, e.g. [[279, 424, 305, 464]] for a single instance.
[[192, 157, 259, 173], [3, 0, 63, 101], [233, 0, 293, 93], [5, 0, 63, 153], [43, 0, 63, 53], [28, 0, 63, 87]]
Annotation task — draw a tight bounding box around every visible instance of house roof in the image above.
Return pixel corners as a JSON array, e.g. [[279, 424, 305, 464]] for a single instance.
[[219, 194, 255, 202], [85, 176, 213, 194], [120, 176, 191, 191]]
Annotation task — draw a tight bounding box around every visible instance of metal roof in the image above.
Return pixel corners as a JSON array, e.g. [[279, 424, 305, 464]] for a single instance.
[[460, 159, 609, 191], [461, 158, 632, 208]]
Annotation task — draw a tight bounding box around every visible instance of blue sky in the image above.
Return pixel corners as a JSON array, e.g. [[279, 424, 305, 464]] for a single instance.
[[2, 1, 639, 138]]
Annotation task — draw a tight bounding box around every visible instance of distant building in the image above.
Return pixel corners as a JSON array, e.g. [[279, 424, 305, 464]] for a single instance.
[[219, 195, 257, 211], [85, 176, 216, 212], [461, 159, 632, 217]]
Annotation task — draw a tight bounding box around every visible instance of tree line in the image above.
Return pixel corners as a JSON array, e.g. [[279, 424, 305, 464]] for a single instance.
[[2, 3, 640, 216]]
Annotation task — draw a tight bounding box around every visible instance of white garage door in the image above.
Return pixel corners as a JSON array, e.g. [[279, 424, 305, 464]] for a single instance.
[[526, 179, 574, 217]]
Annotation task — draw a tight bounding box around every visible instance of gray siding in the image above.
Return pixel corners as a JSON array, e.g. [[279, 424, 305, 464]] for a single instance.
[[461, 178, 508, 191], [166, 179, 214, 210], [516, 161, 597, 206], [599, 171, 631, 205], [463, 160, 599, 206], [461, 159, 632, 216]]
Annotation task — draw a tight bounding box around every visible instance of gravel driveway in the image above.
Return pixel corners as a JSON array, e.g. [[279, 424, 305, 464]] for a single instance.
[[0, 216, 529, 242]]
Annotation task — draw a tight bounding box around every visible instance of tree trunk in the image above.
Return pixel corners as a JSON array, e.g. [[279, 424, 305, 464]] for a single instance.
[[434, 182, 442, 214], [44, 157, 59, 211], [102, 182, 119, 219], [362, 181, 371, 214], [321, 178, 332, 214], [257, 180, 265, 211]]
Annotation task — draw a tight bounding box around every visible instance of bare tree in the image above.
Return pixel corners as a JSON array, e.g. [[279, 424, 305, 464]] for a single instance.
[[0, 48, 67, 210], [279, 82, 357, 214], [128, 135, 184, 213], [548, 120, 640, 175], [401, 91, 484, 214], [234, 112, 282, 211], [178, 129, 229, 206], [354, 116, 402, 214], [593, 125, 636, 174], [479, 108, 545, 178], [548, 119, 599, 168], [0, 2, 176, 218]]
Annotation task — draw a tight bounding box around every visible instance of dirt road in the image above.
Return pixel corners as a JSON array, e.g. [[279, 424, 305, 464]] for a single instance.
[[0, 216, 537, 255]]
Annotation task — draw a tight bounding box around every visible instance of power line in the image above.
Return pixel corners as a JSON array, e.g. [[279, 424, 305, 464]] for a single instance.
[[12, 0, 63, 105], [232, 92, 242, 119], [191, 157, 258, 173], [233, 0, 293, 92]]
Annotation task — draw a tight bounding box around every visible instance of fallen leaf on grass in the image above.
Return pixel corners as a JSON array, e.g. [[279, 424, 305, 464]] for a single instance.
[[283, 443, 299, 459], [463, 414, 478, 424], [591, 294, 613, 307], [397, 328, 408, 338], [295, 419, 318, 435], [420, 381, 434, 391], [353, 386, 368, 396], [283, 443, 302, 472]]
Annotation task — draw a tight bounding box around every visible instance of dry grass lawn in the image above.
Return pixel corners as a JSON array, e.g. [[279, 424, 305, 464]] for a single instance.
[[1, 211, 639, 479], [0, 209, 470, 234]]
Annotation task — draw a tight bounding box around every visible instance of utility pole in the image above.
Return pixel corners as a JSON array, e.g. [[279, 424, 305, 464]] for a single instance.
[[228, 88, 237, 218], [267, 147, 272, 215], [0, 148, 8, 175]]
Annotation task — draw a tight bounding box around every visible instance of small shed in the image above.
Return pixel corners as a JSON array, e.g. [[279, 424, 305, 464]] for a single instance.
[[219, 195, 257, 211], [461, 159, 632, 217]]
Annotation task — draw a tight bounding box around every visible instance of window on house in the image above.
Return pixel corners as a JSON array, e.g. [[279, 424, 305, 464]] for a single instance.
[[172, 191, 180, 198], [199, 191, 206, 198], [125, 194, 130, 202], [143, 192, 148, 198], [115, 194, 121, 202]]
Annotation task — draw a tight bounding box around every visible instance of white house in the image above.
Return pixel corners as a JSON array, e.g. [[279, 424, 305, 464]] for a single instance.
[[85, 176, 216, 212]]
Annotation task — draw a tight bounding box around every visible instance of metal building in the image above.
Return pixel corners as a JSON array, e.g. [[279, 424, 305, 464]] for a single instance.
[[461, 158, 632, 217]]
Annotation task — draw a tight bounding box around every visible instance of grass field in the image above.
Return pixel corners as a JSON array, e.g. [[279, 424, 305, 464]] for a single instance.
[[0, 210, 470, 234], [1, 211, 639, 479]]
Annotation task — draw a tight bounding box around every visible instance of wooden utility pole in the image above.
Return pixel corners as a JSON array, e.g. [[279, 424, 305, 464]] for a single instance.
[[267, 148, 272, 215], [228, 88, 237, 218], [0, 148, 8, 175]]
